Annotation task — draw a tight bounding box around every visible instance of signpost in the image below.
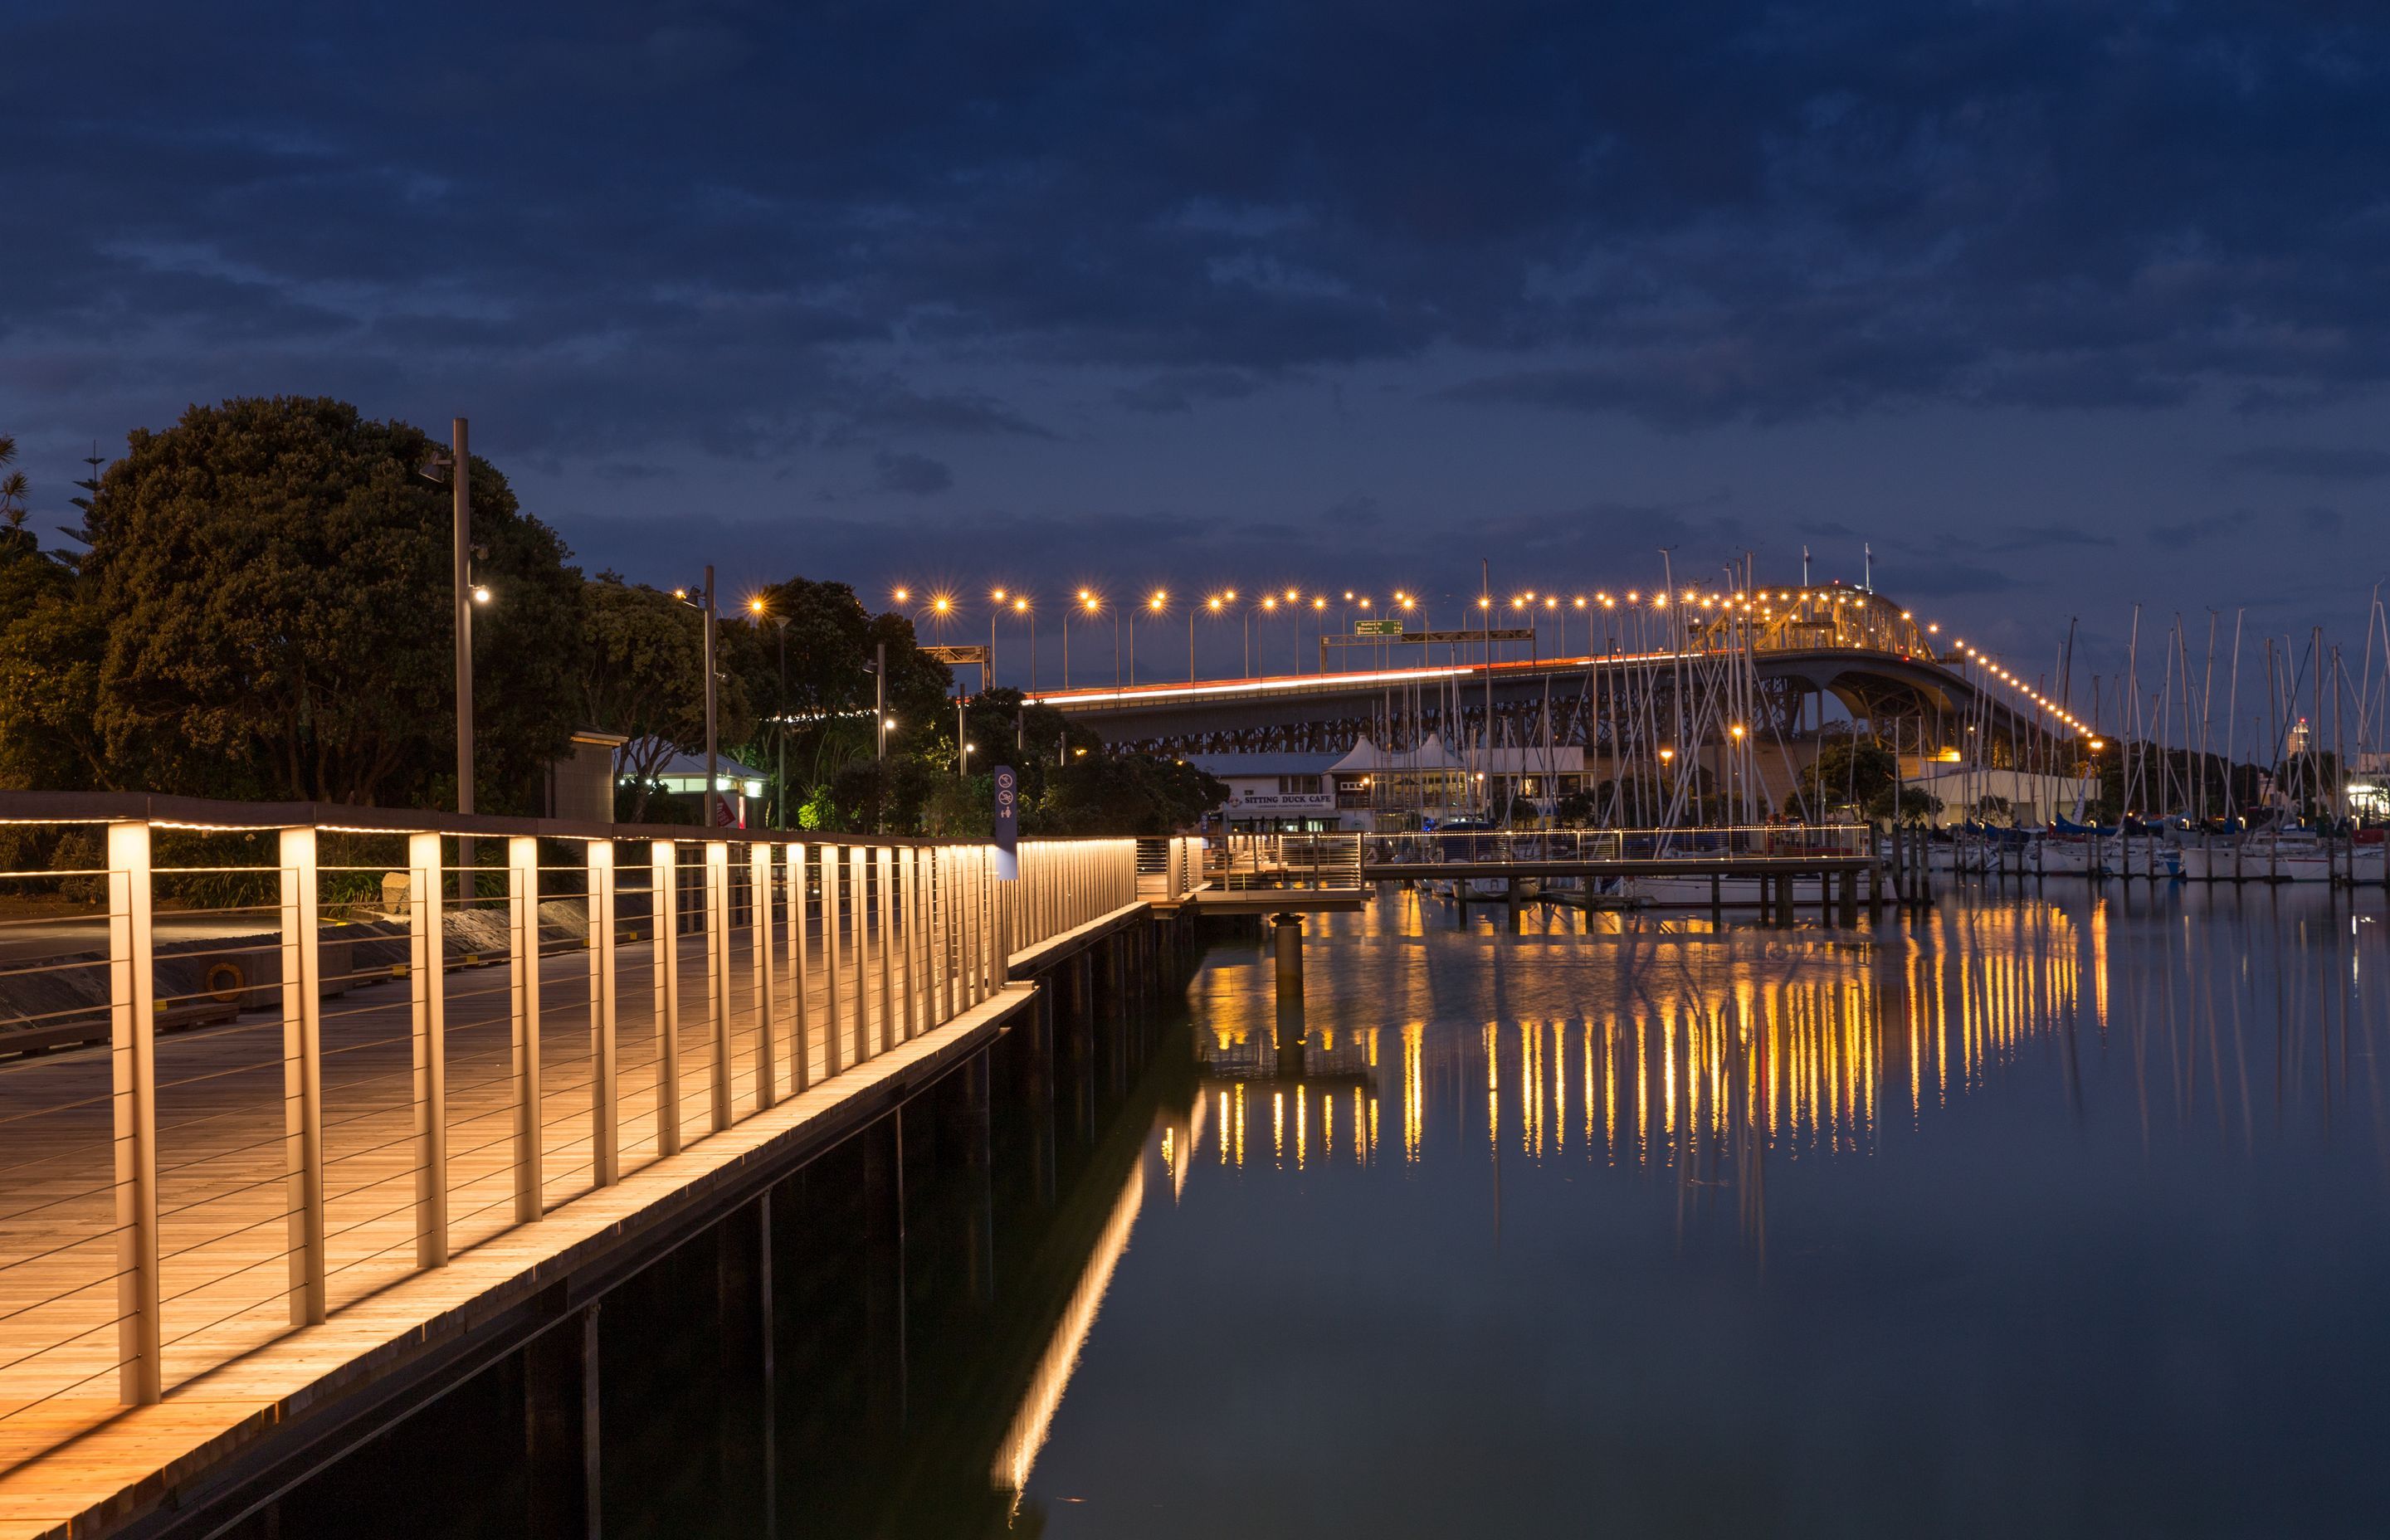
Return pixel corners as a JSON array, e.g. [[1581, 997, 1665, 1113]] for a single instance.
[[993, 764, 1019, 880], [1354, 619, 1404, 636]]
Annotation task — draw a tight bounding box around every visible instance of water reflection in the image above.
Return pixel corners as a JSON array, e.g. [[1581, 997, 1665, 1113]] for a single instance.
[[988, 885, 2390, 1536], [1178, 890, 2387, 1182], [268, 883, 2390, 1538]]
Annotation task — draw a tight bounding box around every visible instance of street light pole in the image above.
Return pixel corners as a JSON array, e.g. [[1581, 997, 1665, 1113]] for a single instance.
[[775, 619, 787, 828], [703, 566, 719, 829], [451, 417, 474, 884]]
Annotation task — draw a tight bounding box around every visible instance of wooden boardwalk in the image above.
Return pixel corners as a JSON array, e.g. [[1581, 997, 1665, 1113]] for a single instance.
[[0, 907, 985, 1488], [0, 973, 1047, 1538], [0, 798, 1182, 1540]]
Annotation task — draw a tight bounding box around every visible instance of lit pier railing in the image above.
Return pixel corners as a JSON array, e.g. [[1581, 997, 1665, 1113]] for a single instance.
[[0, 792, 1170, 1456]]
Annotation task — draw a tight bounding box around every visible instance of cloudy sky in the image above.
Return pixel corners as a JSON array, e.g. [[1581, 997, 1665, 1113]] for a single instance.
[[5, 0, 2387, 699]]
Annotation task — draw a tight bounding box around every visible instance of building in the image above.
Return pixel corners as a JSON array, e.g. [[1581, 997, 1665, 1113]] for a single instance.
[[619, 743, 771, 828], [1905, 765, 2099, 828], [1188, 736, 1587, 831], [1182, 752, 1343, 832]]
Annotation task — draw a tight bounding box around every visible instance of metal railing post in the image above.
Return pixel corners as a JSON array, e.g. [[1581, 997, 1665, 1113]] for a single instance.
[[888, 846, 908, 1042], [935, 849, 954, 1023], [914, 849, 933, 1036], [278, 826, 327, 1326], [902, 848, 921, 1039], [407, 832, 449, 1265], [963, 849, 981, 1007], [823, 844, 844, 1078], [752, 842, 777, 1109], [706, 841, 733, 1132], [652, 841, 682, 1157], [876, 847, 896, 1053], [790, 844, 812, 1091], [848, 846, 870, 1065], [107, 821, 161, 1405], [588, 841, 618, 1187], [510, 835, 544, 1221]]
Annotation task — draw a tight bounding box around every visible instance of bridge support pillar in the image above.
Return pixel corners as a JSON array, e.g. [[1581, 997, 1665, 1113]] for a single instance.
[[964, 1049, 995, 1304], [1505, 878, 1523, 932], [862, 1113, 907, 1435], [1838, 869, 1858, 927], [524, 1302, 600, 1540], [1027, 983, 1056, 1210]]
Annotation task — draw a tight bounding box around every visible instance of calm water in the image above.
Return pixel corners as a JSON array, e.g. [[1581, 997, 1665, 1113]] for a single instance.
[[294, 881, 2390, 1538], [1012, 885, 2390, 1538]]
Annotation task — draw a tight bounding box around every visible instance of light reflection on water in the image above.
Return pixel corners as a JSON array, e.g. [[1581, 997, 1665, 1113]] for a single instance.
[[1020, 884, 2390, 1538]]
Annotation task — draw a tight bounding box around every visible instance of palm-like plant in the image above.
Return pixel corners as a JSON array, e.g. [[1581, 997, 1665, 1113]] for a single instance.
[[0, 435, 26, 529]]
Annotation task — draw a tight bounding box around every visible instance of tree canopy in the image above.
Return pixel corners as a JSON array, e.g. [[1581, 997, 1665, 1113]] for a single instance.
[[69, 397, 583, 806], [0, 398, 1215, 838]]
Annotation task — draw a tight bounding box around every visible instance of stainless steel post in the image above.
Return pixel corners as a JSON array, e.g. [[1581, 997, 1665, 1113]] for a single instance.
[[407, 832, 449, 1265], [707, 841, 733, 1131], [652, 842, 682, 1155], [108, 821, 161, 1405], [278, 826, 326, 1326], [510, 836, 544, 1221], [588, 840, 618, 1186]]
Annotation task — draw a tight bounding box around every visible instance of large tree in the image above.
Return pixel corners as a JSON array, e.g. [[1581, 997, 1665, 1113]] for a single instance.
[[732, 577, 952, 824], [0, 436, 106, 792], [578, 573, 754, 821], [78, 397, 583, 807]]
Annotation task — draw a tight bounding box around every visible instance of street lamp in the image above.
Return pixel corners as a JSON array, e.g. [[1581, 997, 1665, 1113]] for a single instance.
[[1197, 592, 1227, 683], [673, 568, 721, 829], [1065, 587, 1094, 689], [988, 588, 1007, 683], [417, 416, 485, 881], [1310, 594, 1325, 673], [1134, 590, 1165, 685], [1012, 596, 1034, 690], [749, 594, 790, 827]]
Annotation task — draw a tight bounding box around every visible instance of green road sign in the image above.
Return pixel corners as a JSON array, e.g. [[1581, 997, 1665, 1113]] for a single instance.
[[1354, 619, 1404, 636]]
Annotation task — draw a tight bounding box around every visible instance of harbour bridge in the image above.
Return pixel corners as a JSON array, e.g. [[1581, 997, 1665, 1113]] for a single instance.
[[1024, 587, 2072, 764]]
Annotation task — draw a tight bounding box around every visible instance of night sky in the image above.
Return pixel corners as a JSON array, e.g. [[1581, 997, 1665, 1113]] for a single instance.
[[6, 2, 2388, 694]]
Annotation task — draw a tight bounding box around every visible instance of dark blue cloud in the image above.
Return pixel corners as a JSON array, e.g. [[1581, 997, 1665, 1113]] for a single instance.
[[2217, 446, 2390, 481], [4, 0, 2389, 675], [873, 450, 954, 495]]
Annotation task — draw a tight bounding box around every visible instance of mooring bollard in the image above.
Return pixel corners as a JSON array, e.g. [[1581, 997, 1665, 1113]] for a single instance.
[[1273, 913, 1304, 1001]]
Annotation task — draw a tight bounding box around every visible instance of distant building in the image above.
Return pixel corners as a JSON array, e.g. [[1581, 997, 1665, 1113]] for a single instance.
[[1906, 765, 2099, 827], [1183, 752, 1342, 832], [617, 741, 770, 827], [1188, 735, 1584, 831]]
